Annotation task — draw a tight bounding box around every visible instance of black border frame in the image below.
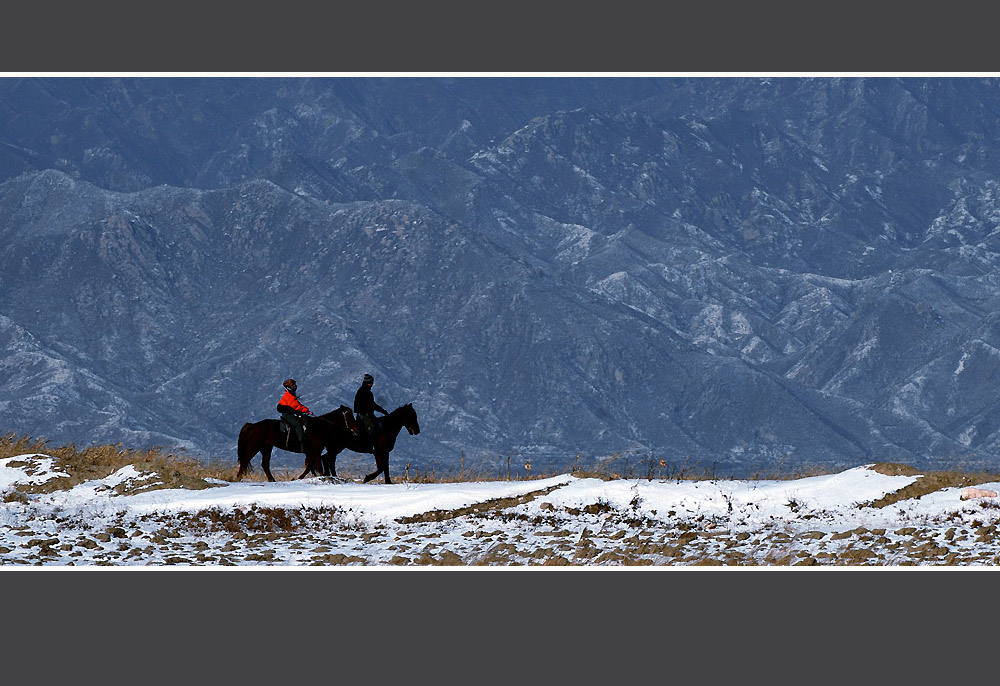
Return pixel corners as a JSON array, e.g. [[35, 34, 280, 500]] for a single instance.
[[3, 0, 998, 674]]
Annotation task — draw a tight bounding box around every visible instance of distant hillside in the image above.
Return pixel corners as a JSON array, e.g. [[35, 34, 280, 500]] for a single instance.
[[4, 77, 1000, 475]]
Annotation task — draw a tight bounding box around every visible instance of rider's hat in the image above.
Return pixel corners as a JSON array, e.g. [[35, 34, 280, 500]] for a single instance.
[[283, 378, 297, 390], [363, 373, 374, 384]]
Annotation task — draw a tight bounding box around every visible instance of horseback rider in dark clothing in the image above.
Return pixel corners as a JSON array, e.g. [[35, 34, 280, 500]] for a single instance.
[[277, 378, 313, 449], [354, 373, 387, 444]]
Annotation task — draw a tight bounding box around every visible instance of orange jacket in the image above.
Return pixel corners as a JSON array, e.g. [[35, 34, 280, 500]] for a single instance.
[[278, 390, 310, 414]]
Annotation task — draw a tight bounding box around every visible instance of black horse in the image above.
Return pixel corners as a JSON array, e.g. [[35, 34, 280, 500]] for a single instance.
[[316, 403, 420, 484], [235, 405, 359, 482]]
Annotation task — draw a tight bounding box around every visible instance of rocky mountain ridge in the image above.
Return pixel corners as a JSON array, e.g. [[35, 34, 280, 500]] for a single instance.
[[4, 77, 1000, 475]]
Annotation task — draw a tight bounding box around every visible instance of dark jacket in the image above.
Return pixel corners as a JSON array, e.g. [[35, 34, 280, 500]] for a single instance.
[[354, 384, 387, 417]]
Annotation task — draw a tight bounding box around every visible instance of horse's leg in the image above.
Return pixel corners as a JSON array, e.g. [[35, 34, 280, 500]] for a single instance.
[[363, 451, 389, 484], [307, 449, 320, 477], [308, 439, 328, 477], [362, 454, 381, 483], [296, 455, 312, 480], [379, 451, 392, 485], [323, 448, 343, 478], [310, 443, 325, 477], [297, 444, 319, 480], [261, 445, 276, 482]]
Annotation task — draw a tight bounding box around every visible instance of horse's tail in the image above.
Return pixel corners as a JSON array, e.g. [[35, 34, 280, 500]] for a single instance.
[[236, 423, 255, 478]]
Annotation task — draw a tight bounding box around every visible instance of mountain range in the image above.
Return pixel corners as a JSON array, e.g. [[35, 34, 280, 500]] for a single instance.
[[4, 76, 1000, 476]]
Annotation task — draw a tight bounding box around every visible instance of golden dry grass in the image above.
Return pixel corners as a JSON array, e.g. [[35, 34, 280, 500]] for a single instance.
[[0, 433, 240, 493], [867, 462, 1000, 508]]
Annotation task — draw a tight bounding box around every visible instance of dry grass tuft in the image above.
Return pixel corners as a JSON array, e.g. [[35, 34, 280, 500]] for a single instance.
[[867, 462, 1000, 508], [0, 432, 235, 494]]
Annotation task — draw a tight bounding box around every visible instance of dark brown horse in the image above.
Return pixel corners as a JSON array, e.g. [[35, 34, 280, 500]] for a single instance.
[[235, 405, 359, 482], [316, 403, 420, 484]]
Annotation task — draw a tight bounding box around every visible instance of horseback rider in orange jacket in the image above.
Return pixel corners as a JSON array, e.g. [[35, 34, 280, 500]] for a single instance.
[[277, 378, 312, 448]]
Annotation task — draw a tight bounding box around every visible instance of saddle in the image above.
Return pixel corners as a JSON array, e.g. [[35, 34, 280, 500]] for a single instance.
[[279, 415, 307, 449], [358, 414, 382, 441]]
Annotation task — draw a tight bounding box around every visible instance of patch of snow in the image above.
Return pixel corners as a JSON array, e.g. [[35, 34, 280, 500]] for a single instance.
[[3, 456, 1000, 567]]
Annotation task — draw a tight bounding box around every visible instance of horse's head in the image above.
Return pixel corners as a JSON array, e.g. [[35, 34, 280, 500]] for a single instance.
[[402, 403, 420, 436], [340, 405, 360, 436]]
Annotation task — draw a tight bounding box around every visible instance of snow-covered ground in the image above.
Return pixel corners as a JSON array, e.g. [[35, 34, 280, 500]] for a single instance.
[[3, 453, 1000, 566]]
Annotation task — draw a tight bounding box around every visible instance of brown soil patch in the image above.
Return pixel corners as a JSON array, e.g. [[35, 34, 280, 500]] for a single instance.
[[397, 483, 566, 523]]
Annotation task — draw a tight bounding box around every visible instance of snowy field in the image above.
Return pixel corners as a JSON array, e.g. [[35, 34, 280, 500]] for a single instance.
[[3, 453, 1000, 566]]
